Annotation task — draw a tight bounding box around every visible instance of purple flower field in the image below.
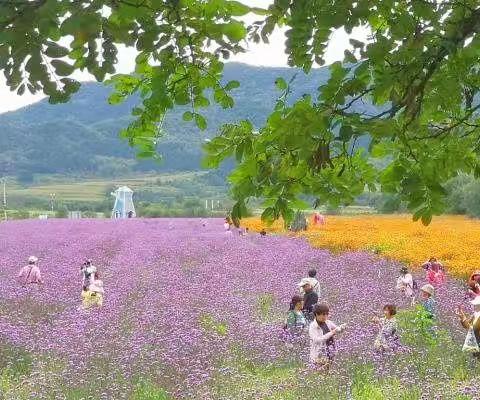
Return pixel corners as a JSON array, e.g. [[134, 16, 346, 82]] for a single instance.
[[0, 218, 478, 399]]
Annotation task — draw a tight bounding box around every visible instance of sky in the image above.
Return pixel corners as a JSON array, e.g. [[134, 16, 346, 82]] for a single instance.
[[0, 0, 368, 113]]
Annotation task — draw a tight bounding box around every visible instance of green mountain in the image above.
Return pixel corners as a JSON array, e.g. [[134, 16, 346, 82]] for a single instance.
[[0, 62, 375, 181]]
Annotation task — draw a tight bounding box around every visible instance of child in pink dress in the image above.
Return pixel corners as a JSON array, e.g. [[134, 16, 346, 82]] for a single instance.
[[18, 256, 43, 287]]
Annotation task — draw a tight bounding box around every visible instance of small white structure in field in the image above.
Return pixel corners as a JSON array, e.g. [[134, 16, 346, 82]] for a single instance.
[[38, 215, 48, 220], [111, 186, 136, 219], [68, 211, 82, 219]]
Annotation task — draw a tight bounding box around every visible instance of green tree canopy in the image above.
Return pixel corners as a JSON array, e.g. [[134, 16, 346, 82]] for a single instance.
[[1, 0, 480, 225]]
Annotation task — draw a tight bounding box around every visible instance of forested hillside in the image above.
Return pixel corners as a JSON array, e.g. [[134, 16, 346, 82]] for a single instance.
[[0, 63, 374, 181]]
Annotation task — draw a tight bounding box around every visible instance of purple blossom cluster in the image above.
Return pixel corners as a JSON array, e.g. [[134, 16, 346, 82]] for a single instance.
[[0, 218, 477, 399]]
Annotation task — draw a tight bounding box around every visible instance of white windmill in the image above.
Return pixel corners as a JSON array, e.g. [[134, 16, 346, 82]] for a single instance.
[[111, 186, 136, 219]]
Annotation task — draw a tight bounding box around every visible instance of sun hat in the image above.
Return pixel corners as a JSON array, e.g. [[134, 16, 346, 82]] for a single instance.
[[298, 277, 312, 287], [28, 256, 38, 263], [471, 297, 480, 306], [471, 271, 480, 277], [420, 284, 435, 296]]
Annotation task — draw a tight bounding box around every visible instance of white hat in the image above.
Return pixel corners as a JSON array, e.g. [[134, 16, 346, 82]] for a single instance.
[[298, 278, 312, 287], [471, 297, 480, 306], [28, 256, 38, 263], [420, 284, 435, 296]]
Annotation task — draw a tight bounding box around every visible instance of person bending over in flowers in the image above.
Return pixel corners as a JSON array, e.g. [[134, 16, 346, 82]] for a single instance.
[[373, 305, 399, 352], [18, 256, 43, 288], [309, 303, 346, 370], [422, 257, 445, 286], [81, 272, 104, 309], [81, 285, 94, 309], [396, 266, 415, 305], [88, 272, 104, 307], [455, 297, 480, 359]]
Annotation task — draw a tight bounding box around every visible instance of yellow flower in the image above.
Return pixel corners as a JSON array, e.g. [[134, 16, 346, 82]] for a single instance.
[[243, 215, 477, 278]]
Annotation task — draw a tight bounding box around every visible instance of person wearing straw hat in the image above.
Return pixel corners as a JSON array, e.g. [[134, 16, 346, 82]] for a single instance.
[[17, 256, 43, 287], [420, 284, 436, 319], [455, 297, 480, 358]]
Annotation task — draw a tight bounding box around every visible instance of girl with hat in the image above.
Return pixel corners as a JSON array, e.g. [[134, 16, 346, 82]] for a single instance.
[[455, 297, 480, 358], [17, 256, 43, 287]]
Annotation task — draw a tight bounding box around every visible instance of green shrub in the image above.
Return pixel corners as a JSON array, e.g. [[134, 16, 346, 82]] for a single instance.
[[131, 380, 170, 400]]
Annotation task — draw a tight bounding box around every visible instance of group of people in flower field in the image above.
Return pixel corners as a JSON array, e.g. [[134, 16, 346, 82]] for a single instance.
[[17, 256, 104, 310], [284, 258, 480, 370]]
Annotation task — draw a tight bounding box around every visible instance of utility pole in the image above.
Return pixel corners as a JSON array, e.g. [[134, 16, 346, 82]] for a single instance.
[[49, 193, 56, 212], [2, 178, 6, 221]]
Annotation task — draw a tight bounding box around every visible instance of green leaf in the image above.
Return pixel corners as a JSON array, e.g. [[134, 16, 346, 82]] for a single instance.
[[45, 42, 69, 58], [195, 114, 207, 130], [261, 207, 275, 223], [226, 1, 251, 16], [421, 212, 432, 226], [221, 22, 247, 41], [275, 77, 287, 91], [183, 111, 194, 121], [339, 125, 354, 141], [225, 80, 240, 91], [50, 60, 74, 76]]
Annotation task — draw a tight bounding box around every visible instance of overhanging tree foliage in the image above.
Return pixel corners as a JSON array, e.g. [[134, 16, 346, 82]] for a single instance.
[[1, 0, 480, 225]]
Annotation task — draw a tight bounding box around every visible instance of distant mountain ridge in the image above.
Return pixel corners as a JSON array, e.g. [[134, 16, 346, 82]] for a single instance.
[[0, 62, 375, 181]]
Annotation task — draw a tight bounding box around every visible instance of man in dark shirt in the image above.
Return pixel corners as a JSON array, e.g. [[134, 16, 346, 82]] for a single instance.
[[299, 278, 318, 321]]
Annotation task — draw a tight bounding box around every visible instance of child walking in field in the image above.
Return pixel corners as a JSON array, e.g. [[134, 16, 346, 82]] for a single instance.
[[373, 305, 399, 351], [309, 303, 346, 370]]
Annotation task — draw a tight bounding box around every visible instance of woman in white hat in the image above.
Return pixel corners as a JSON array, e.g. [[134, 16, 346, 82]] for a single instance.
[[456, 297, 480, 358], [420, 284, 436, 319], [17, 256, 43, 287]]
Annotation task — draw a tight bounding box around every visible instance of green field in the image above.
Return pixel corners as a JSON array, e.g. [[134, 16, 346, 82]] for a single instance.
[[7, 171, 220, 203]]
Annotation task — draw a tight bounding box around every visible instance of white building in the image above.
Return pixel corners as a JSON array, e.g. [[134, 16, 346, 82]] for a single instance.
[[111, 186, 136, 219]]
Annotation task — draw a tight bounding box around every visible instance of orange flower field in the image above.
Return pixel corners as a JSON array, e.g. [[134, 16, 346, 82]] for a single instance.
[[243, 215, 480, 279]]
